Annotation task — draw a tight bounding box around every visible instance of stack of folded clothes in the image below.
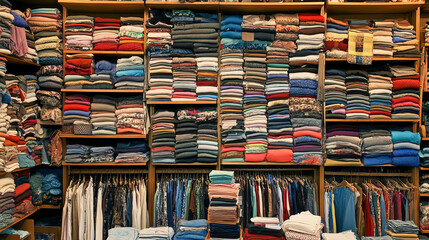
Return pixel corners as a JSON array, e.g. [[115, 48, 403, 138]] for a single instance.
[[139, 227, 174, 240], [21, 75, 39, 164], [345, 70, 370, 119], [361, 127, 393, 165], [372, 20, 394, 57], [426, 22, 429, 43], [0, 228, 29, 238], [325, 124, 362, 166], [174, 220, 208, 240], [289, 65, 318, 98], [282, 211, 323, 240], [0, 1, 12, 55], [115, 140, 149, 163], [89, 59, 115, 89], [325, 69, 347, 119], [40, 173, 62, 205], [322, 231, 357, 240], [65, 144, 90, 163], [115, 56, 144, 89], [146, 10, 173, 101], [93, 17, 120, 51], [196, 56, 218, 101], [245, 217, 283, 240], [290, 96, 323, 165], [0, 57, 6, 76], [175, 107, 198, 163], [63, 94, 92, 126], [393, 20, 419, 58], [292, 13, 325, 64], [325, 18, 348, 59], [0, 174, 15, 229], [21, 12, 37, 63], [421, 202, 429, 232], [368, 65, 393, 118], [390, 129, 420, 166], [151, 109, 175, 164], [119, 17, 144, 51], [241, 15, 274, 50], [420, 148, 429, 168], [90, 95, 116, 135], [37, 68, 63, 91], [64, 53, 93, 89], [13, 176, 35, 219], [28, 8, 63, 66], [9, 10, 29, 59], [65, 15, 94, 51], [116, 96, 149, 135], [172, 56, 197, 101], [386, 220, 419, 240], [208, 170, 240, 240], [89, 146, 115, 163], [243, 49, 268, 163], [36, 67, 63, 125], [196, 108, 217, 163], [390, 65, 420, 119]]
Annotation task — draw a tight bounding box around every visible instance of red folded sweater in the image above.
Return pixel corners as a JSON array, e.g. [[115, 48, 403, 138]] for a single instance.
[[266, 149, 293, 163], [63, 104, 91, 112], [93, 42, 118, 51], [118, 43, 144, 51], [370, 110, 391, 116], [392, 96, 419, 104], [94, 17, 121, 24], [66, 58, 93, 68], [266, 93, 289, 99], [14, 183, 30, 198], [325, 40, 348, 51], [298, 13, 325, 23], [392, 79, 420, 90]]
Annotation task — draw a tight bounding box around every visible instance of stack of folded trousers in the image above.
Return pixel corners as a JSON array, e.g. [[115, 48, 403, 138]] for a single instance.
[[282, 212, 323, 240], [325, 18, 348, 59], [208, 170, 240, 239], [390, 129, 420, 166], [138, 227, 174, 240], [0, 1, 11, 55], [386, 220, 419, 240], [345, 70, 370, 119], [116, 96, 149, 135], [93, 17, 120, 51], [65, 53, 93, 89], [290, 97, 322, 165], [28, 8, 62, 66], [325, 69, 347, 119], [146, 10, 173, 101], [372, 20, 394, 57], [115, 140, 149, 163], [119, 17, 144, 51], [390, 65, 420, 119], [393, 20, 419, 58], [0, 174, 15, 229], [115, 56, 144, 89], [90, 59, 115, 89], [368, 66, 393, 119], [65, 15, 94, 51], [176, 107, 198, 163], [174, 220, 207, 240], [0, 57, 6, 76], [325, 124, 362, 166], [245, 218, 284, 240], [88, 146, 114, 162], [151, 110, 175, 163], [420, 148, 429, 168], [293, 13, 325, 64], [197, 108, 218, 163], [36, 65, 63, 124], [90, 95, 117, 135], [243, 49, 268, 162], [65, 144, 90, 163], [361, 127, 393, 165], [63, 94, 92, 125]]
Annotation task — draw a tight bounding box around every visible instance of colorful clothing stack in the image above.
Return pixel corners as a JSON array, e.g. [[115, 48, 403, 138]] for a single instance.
[[172, 56, 197, 101], [325, 18, 348, 59], [372, 20, 394, 57], [390, 65, 420, 119], [325, 124, 362, 166], [174, 220, 207, 240], [197, 108, 217, 163], [5, 75, 22, 171], [361, 127, 393, 165], [64, 54, 93, 89], [245, 217, 283, 240], [116, 96, 149, 135], [325, 69, 347, 119], [208, 170, 240, 240], [21, 75, 39, 166], [368, 66, 393, 119], [390, 129, 420, 166], [0, 57, 6, 76], [65, 144, 90, 163], [28, 8, 62, 66], [282, 212, 323, 240], [393, 20, 419, 58], [93, 17, 120, 51], [345, 70, 370, 119], [36, 65, 63, 124], [90, 95, 117, 135], [0, 1, 11, 55], [0, 174, 15, 229], [90, 59, 115, 89], [115, 140, 149, 163], [146, 10, 173, 101], [13, 176, 35, 219], [151, 110, 175, 163], [63, 94, 92, 126], [196, 56, 218, 101], [293, 13, 325, 64], [119, 17, 144, 51], [115, 56, 144, 89], [65, 15, 94, 51], [176, 108, 198, 163], [9, 10, 29, 60]]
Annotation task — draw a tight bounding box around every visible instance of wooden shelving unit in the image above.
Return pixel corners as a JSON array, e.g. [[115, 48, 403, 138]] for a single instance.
[[58, 0, 145, 12], [218, 2, 324, 13], [0, 53, 40, 67], [326, 119, 420, 123], [326, 57, 421, 62], [63, 162, 147, 166], [0, 207, 38, 233], [152, 162, 217, 166], [60, 134, 146, 139], [61, 89, 143, 93], [147, 100, 217, 105], [64, 50, 144, 56], [327, 1, 424, 14], [146, 1, 218, 10]]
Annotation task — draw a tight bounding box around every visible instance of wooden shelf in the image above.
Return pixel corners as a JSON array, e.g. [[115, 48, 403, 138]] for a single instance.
[[146, 1, 219, 10], [324, 171, 412, 177], [37, 120, 62, 126], [59, 0, 145, 13], [39, 204, 61, 210], [218, 2, 324, 13], [147, 101, 217, 105], [326, 119, 419, 123], [60, 134, 146, 139], [63, 162, 147, 166], [0, 168, 31, 176], [420, 228, 429, 234], [221, 162, 317, 166], [421, 167, 429, 171], [422, 138, 429, 141], [64, 50, 143, 56], [152, 162, 217, 166], [0, 53, 40, 67], [61, 89, 143, 93], [326, 57, 420, 62], [421, 193, 429, 197], [0, 207, 39, 233], [327, 2, 424, 14], [425, 43, 429, 47]]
